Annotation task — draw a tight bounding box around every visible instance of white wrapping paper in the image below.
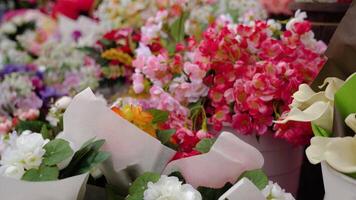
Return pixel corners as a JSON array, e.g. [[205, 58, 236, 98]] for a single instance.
[[0, 173, 89, 200], [218, 178, 265, 200], [322, 162, 356, 200], [163, 132, 264, 188], [61, 88, 175, 188]]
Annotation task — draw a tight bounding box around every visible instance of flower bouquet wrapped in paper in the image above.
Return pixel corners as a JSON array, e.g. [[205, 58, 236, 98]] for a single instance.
[[60, 88, 295, 199], [276, 73, 356, 200], [0, 128, 109, 200]]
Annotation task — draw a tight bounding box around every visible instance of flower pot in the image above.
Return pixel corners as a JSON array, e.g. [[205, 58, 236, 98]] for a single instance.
[[321, 162, 356, 200], [217, 126, 303, 196]]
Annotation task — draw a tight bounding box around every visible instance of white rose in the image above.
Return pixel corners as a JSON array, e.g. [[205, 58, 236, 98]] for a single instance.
[[0, 165, 25, 180], [144, 176, 202, 200], [55, 96, 73, 110]]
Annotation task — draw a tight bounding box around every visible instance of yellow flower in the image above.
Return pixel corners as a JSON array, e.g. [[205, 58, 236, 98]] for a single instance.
[[112, 105, 156, 137], [101, 48, 132, 66]]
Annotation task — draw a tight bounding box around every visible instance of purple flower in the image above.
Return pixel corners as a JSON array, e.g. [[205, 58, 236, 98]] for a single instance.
[[0, 64, 29, 77]]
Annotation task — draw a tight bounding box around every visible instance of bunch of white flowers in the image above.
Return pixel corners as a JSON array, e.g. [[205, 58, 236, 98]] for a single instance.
[[0, 131, 49, 179], [144, 175, 202, 200], [262, 181, 295, 200]]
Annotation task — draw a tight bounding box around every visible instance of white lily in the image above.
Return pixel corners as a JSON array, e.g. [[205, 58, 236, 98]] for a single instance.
[[306, 136, 356, 174], [275, 77, 344, 133], [345, 114, 356, 133]]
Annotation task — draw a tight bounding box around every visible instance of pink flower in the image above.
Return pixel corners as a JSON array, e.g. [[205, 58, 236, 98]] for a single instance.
[[132, 72, 145, 93], [232, 112, 253, 135], [0, 117, 13, 135], [14, 109, 39, 121]]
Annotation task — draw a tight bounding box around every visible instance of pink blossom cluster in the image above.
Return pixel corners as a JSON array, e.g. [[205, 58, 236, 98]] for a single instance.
[[196, 12, 326, 145]]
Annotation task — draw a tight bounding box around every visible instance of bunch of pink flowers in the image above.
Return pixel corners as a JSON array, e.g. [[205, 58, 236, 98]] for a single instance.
[[196, 11, 326, 145]]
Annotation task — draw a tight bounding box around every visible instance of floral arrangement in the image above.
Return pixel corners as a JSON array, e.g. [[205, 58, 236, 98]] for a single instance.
[[60, 88, 295, 200], [129, 10, 326, 145]]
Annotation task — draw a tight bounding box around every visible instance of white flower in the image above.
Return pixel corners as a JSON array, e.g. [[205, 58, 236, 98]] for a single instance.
[[0, 164, 25, 179], [1, 23, 17, 34], [144, 176, 202, 200], [135, 43, 152, 57], [306, 136, 356, 174], [262, 181, 295, 200], [275, 77, 345, 132], [286, 10, 307, 31], [0, 131, 48, 179], [345, 114, 356, 133], [55, 96, 73, 110]]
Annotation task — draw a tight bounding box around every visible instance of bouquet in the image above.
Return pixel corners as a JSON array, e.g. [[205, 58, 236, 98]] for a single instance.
[[59, 88, 295, 200], [0, 125, 109, 199]]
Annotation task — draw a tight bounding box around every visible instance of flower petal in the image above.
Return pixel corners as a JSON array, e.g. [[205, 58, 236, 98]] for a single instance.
[[345, 113, 356, 133], [319, 77, 344, 101], [305, 136, 330, 164], [325, 137, 356, 173], [276, 101, 333, 132]]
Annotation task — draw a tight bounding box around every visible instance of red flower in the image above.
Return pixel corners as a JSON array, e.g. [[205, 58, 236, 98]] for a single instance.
[[52, 0, 95, 19]]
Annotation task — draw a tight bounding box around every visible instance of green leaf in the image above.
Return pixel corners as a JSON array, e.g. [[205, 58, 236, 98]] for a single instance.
[[170, 12, 189, 42], [194, 138, 216, 153], [43, 139, 74, 166], [147, 109, 169, 124], [59, 138, 110, 179], [22, 166, 59, 181], [40, 124, 53, 140], [16, 120, 46, 133], [157, 129, 176, 144], [238, 169, 268, 190], [312, 123, 332, 137], [126, 172, 161, 200]]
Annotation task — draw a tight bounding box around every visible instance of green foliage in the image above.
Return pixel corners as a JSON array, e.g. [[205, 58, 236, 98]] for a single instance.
[[43, 139, 74, 166], [59, 138, 110, 179], [238, 169, 268, 190], [312, 123, 332, 137], [147, 109, 169, 124], [22, 166, 59, 182], [156, 129, 176, 144], [126, 172, 161, 200], [194, 138, 216, 153], [16, 120, 46, 133]]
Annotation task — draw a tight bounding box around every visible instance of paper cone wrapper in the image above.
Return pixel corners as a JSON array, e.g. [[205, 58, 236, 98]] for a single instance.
[[164, 132, 264, 188], [0, 173, 88, 200], [218, 178, 265, 200], [62, 88, 175, 188], [322, 162, 356, 200]]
